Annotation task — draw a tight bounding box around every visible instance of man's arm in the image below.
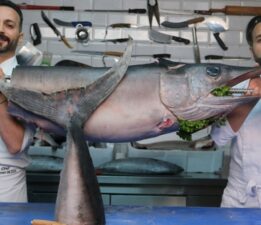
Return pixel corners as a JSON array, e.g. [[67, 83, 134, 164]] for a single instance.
[[211, 77, 261, 146], [0, 68, 25, 154], [227, 77, 261, 132]]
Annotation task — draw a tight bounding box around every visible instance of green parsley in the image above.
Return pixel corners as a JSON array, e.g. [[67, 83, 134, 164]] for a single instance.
[[176, 86, 230, 141]]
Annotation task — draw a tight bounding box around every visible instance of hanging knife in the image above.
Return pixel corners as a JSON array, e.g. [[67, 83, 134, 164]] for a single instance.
[[149, 29, 190, 45], [104, 23, 153, 38], [205, 55, 251, 60], [71, 50, 171, 58], [19, 3, 74, 11], [41, 11, 73, 48], [53, 18, 92, 27], [84, 8, 146, 14], [101, 38, 130, 43], [161, 17, 205, 28]]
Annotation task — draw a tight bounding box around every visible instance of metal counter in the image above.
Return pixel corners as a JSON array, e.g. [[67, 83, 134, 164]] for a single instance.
[[27, 172, 227, 206]]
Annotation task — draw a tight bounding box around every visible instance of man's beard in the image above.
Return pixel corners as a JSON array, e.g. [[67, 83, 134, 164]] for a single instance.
[[0, 33, 19, 54], [254, 56, 261, 66]]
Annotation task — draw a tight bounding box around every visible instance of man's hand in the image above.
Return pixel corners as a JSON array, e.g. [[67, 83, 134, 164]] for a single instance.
[[248, 76, 261, 96], [0, 68, 6, 103]]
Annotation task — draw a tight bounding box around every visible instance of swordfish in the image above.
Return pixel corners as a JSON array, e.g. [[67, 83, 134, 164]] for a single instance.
[[1, 38, 261, 225]]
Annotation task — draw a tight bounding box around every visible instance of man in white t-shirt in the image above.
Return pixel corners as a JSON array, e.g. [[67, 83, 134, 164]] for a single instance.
[[0, 0, 34, 202], [211, 16, 261, 208]]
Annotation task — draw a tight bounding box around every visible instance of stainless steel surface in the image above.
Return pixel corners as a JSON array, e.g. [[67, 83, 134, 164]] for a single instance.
[[27, 172, 227, 206]]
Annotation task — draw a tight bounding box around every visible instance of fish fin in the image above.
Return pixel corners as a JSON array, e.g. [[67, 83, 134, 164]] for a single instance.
[[76, 37, 133, 124], [6, 87, 62, 124], [55, 123, 105, 224], [157, 58, 185, 68], [7, 37, 133, 128]]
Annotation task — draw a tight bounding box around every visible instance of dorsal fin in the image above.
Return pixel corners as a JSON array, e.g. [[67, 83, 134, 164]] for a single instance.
[[157, 58, 182, 68]]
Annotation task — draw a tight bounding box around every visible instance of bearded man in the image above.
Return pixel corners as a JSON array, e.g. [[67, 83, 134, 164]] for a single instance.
[[0, 0, 34, 202]]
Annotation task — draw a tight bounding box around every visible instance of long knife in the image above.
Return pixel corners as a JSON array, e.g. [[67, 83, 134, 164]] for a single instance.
[[84, 8, 146, 14], [19, 3, 74, 11], [161, 17, 205, 28], [71, 50, 171, 58], [101, 38, 130, 43], [160, 5, 261, 16], [53, 18, 92, 27], [104, 23, 155, 38], [149, 29, 190, 45], [41, 11, 73, 49], [205, 55, 251, 60]]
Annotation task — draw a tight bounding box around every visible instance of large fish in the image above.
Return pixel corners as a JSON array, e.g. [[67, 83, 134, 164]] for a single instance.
[[1, 37, 261, 225]]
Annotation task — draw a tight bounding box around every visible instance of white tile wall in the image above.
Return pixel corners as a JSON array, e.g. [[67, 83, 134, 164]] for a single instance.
[[12, 0, 261, 67]]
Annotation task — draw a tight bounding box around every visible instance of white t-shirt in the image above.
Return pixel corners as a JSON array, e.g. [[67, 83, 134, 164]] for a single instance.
[[211, 79, 261, 207], [0, 56, 35, 202]]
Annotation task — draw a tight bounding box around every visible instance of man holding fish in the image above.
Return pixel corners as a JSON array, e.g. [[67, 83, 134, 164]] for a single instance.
[[211, 15, 261, 208], [0, 0, 34, 202]]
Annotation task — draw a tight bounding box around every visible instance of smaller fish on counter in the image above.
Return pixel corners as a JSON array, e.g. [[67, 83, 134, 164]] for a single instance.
[[97, 157, 184, 175]]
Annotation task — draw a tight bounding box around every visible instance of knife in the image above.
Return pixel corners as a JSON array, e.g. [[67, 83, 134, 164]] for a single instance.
[[148, 29, 190, 45], [161, 17, 205, 28], [71, 50, 171, 58], [205, 55, 251, 60], [53, 18, 92, 27], [41, 11, 73, 49], [19, 3, 74, 11], [104, 23, 150, 38], [100, 38, 130, 43], [84, 8, 146, 14]]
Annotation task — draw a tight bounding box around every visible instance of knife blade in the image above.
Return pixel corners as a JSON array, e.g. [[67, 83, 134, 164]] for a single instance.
[[161, 17, 205, 28], [53, 18, 92, 27], [104, 23, 154, 38], [148, 29, 190, 45], [71, 50, 171, 58], [205, 55, 251, 60], [41, 11, 73, 48]]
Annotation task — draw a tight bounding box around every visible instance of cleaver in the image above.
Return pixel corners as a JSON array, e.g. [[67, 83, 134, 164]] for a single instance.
[[149, 29, 190, 45]]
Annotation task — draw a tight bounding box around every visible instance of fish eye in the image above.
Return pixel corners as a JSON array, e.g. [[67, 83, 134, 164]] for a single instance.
[[206, 66, 221, 77]]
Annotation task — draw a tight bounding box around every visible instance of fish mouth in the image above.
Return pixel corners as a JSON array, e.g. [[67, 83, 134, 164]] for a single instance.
[[206, 65, 261, 109], [190, 66, 261, 121], [184, 94, 259, 121]]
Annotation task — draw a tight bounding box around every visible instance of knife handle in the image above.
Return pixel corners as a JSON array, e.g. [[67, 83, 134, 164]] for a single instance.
[[194, 10, 212, 15], [152, 54, 171, 58], [171, 36, 190, 45], [104, 51, 123, 57], [128, 8, 147, 14], [187, 17, 205, 25], [110, 23, 132, 28], [213, 33, 228, 51], [71, 21, 93, 27], [103, 38, 130, 43], [205, 55, 223, 60]]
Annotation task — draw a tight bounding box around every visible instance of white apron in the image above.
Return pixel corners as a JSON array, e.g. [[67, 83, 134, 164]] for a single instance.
[[221, 99, 261, 208], [0, 165, 27, 202]]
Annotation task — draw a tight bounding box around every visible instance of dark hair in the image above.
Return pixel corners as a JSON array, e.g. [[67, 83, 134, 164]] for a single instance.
[[0, 0, 23, 31], [246, 16, 261, 46]]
